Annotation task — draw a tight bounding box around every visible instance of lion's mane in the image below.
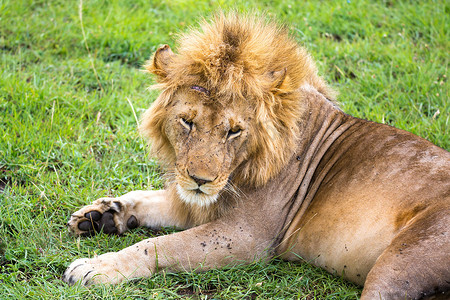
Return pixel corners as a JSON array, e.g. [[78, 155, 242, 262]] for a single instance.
[[140, 12, 335, 187]]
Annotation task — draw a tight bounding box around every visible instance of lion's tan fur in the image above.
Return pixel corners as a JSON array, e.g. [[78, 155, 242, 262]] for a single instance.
[[141, 13, 334, 196], [65, 13, 450, 298]]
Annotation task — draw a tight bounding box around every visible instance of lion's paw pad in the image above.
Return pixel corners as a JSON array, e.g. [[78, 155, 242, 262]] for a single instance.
[[77, 210, 118, 235], [67, 199, 138, 236]]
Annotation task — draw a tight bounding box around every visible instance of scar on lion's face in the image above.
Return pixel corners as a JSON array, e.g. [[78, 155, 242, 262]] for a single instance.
[[191, 85, 210, 96]]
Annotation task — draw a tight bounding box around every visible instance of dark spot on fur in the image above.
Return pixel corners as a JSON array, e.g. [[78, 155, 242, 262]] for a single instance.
[[223, 26, 242, 49], [144, 249, 148, 255], [201, 242, 206, 247], [296, 156, 301, 161], [357, 274, 361, 277]]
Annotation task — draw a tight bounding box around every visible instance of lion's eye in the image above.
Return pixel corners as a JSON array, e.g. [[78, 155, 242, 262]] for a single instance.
[[180, 118, 193, 131], [227, 128, 242, 139]]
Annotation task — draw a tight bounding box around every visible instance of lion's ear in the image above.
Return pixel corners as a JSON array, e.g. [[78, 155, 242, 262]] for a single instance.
[[145, 44, 174, 80], [269, 68, 291, 94]]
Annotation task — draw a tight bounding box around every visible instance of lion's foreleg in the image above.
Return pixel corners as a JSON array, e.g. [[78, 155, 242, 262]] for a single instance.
[[67, 190, 185, 236], [63, 219, 273, 285]]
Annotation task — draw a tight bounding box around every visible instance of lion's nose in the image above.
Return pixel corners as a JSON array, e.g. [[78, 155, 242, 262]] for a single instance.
[[190, 175, 212, 186]]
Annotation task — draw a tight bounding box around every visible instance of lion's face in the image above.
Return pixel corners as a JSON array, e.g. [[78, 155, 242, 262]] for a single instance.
[[141, 14, 333, 209], [164, 87, 251, 206]]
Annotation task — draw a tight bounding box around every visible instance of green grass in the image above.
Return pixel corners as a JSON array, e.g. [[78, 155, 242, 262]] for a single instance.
[[0, 0, 448, 298]]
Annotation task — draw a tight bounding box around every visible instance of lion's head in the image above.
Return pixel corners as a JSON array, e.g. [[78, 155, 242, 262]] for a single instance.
[[140, 13, 334, 209]]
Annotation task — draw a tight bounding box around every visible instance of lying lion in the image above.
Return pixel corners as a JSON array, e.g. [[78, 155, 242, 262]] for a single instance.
[[63, 13, 450, 299]]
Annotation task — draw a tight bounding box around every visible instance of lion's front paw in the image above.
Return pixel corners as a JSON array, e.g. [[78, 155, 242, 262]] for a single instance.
[[67, 198, 139, 236], [63, 257, 96, 285], [63, 253, 127, 285]]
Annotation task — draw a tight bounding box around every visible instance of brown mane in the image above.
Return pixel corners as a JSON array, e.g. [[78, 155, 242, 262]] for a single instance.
[[140, 12, 335, 187]]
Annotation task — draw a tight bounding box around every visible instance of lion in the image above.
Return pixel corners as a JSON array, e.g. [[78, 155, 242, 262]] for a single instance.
[[63, 13, 450, 299]]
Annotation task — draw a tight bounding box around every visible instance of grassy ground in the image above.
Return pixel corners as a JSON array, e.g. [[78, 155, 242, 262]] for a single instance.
[[0, 0, 448, 299]]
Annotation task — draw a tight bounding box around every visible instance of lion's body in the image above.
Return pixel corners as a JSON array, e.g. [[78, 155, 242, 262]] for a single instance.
[[276, 90, 450, 293], [64, 13, 450, 299]]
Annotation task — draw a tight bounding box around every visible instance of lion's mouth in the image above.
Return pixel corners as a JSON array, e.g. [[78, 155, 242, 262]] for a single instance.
[[176, 184, 219, 207], [174, 169, 230, 207]]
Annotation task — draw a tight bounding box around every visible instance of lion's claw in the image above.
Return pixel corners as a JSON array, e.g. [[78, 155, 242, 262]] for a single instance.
[[62, 258, 94, 285], [63, 251, 142, 285], [63, 257, 103, 286]]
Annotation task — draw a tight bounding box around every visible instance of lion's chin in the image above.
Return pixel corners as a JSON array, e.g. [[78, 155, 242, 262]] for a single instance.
[[176, 184, 219, 207]]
